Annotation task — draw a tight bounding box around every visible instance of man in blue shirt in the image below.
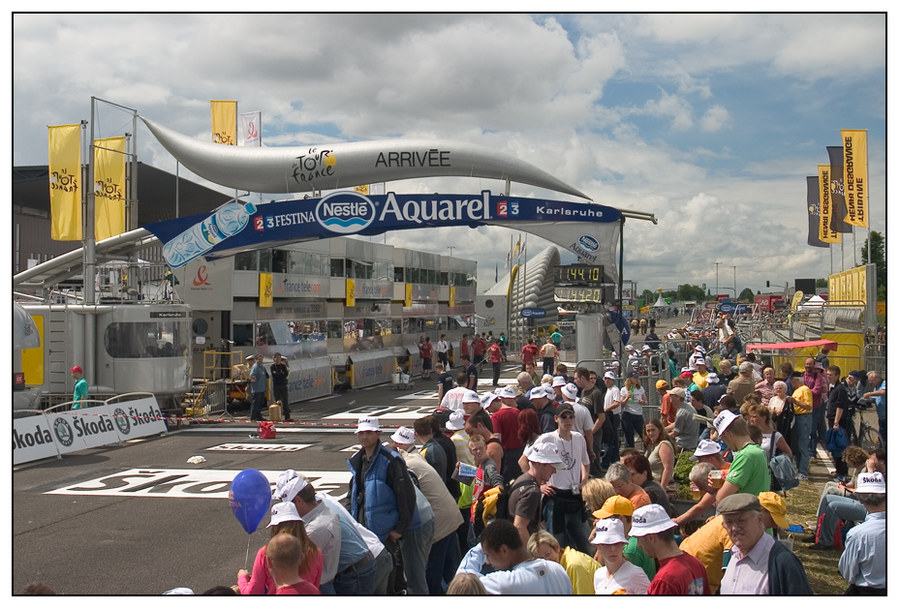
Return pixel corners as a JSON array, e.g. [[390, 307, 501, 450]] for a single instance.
[[247, 354, 268, 422], [838, 472, 886, 595], [863, 371, 886, 443]]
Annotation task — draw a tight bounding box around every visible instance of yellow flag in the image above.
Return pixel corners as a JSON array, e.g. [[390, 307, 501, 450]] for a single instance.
[[259, 272, 273, 307], [841, 129, 868, 227], [818, 165, 840, 244], [94, 136, 127, 241], [353, 184, 370, 195], [449, 286, 456, 308], [346, 278, 356, 307], [48, 124, 82, 240], [211, 100, 237, 145]]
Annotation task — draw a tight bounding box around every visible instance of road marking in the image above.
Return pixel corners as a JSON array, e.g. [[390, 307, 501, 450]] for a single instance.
[[45, 469, 350, 500], [323, 403, 438, 420], [206, 443, 312, 452]]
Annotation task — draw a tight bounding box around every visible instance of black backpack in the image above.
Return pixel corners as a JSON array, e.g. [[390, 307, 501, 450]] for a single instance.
[[494, 478, 539, 520]]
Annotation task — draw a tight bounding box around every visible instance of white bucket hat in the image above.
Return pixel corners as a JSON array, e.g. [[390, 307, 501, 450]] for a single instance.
[[630, 504, 678, 537], [713, 410, 740, 436], [524, 438, 565, 469], [272, 469, 308, 502], [561, 383, 579, 401], [855, 471, 886, 494], [461, 390, 481, 404], [267, 501, 302, 528], [480, 392, 501, 409], [552, 376, 567, 387], [591, 517, 629, 545], [390, 426, 416, 446], [690, 439, 723, 460], [499, 385, 518, 399], [446, 410, 466, 431], [356, 416, 380, 433]]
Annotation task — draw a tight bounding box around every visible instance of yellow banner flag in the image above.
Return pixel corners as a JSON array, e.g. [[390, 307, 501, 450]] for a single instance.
[[211, 100, 237, 145], [404, 283, 413, 307], [818, 165, 840, 244], [94, 136, 127, 241], [48, 124, 82, 240], [841, 129, 868, 227], [259, 272, 273, 307], [346, 278, 356, 307]]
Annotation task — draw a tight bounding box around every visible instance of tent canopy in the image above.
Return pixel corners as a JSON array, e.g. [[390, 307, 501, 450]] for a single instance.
[[745, 339, 838, 352]]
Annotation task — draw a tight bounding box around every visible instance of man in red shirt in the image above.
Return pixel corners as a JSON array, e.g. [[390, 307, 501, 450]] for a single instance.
[[520, 338, 539, 372], [631, 504, 709, 595], [488, 339, 503, 387], [490, 385, 525, 483]]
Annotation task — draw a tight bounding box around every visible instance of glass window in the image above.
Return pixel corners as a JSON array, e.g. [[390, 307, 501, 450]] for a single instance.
[[104, 321, 188, 358], [234, 251, 257, 271], [331, 258, 345, 277], [272, 250, 289, 274], [394, 266, 405, 283], [258, 249, 272, 273], [440, 272, 448, 285], [233, 323, 253, 346]]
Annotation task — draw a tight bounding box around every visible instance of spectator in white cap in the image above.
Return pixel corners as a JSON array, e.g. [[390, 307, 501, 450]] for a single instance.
[[701, 371, 727, 414], [347, 416, 422, 593], [458, 390, 482, 417], [673, 461, 719, 527], [630, 504, 710, 595], [480, 391, 501, 414], [600, 370, 622, 469], [664, 386, 700, 453], [508, 437, 565, 545], [237, 501, 324, 595], [562, 388, 595, 455], [688, 346, 706, 370], [490, 384, 526, 483], [591, 518, 650, 595], [718, 494, 812, 595], [713, 409, 769, 503], [389, 425, 464, 595], [551, 375, 568, 404], [838, 471, 886, 595], [271, 470, 341, 593], [727, 361, 756, 405], [812, 460, 885, 551], [531, 385, 557, 434], [692, 358, 710, 390]]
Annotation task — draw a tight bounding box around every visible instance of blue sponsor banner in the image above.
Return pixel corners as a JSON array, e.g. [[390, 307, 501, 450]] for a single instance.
[[718, 302, 749, 315], [145, 191, 622, 268]]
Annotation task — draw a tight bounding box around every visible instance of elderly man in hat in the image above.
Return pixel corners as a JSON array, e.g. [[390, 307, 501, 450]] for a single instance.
[[271, 470, 343, 593], [838, 471, 886, 595], [347, 416, 422, 593], [673, 441, 729, 526], [726, 361, 756, 405], [631, 504, 710, 595], [713, 410, 769, 502], [718, 494, 812, 595], [390, 426, 463, 595]]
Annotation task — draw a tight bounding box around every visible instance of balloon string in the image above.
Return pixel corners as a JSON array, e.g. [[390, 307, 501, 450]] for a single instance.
[[245, 535, 252, 570]]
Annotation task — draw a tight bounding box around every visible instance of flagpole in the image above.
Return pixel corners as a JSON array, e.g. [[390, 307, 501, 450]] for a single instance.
[[85, 97, 97, 306]]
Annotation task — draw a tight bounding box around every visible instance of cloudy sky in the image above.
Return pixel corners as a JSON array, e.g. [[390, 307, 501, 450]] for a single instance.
[[11, 11, 888, 297]]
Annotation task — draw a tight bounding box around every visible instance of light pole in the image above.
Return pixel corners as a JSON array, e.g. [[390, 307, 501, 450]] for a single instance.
[[732, 265, 737, 299], [715, 261, 720, 299]]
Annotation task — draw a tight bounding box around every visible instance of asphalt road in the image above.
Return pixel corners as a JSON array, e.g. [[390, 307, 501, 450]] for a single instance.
[[12, 362, 526, 596]]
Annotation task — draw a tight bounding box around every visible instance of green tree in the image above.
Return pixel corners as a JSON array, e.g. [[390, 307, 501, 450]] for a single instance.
[[861, 231, 887, 301], [675, 284, 706, 302], [738, 287, 754, 302]]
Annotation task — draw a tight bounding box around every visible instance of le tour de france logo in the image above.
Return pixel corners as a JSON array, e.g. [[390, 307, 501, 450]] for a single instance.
[[314, 191, 377, 235]]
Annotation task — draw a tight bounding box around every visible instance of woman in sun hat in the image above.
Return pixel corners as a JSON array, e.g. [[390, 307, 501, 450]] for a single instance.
[[591, 517, 650, 595]]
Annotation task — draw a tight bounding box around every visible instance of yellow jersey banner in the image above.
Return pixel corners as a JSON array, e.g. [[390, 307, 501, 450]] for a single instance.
[[818, 165, 840, 244], [211, 100, 237, 145], [94, 136, 127, 241], [841, 129, 868, 227], [258, 272, 273, 307], [345, 278, 356, 307], [48, 124, 82, 240]]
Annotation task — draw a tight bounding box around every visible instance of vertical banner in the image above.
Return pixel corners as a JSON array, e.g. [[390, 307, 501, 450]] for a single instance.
[[211, 100, 237, 145], [818, 165, 840, 243], [94, 136, 127, 241], [48, 124, 82, 240], [449, 286, 456, 308], [258, 272, 273, 307], [404, 283, 413, 307], [806, 176, 828, 248], [239, 111, 261, 147], [827, 146, 851, 233], [841, 129, 868, 227], [346, 278, 356, 307]]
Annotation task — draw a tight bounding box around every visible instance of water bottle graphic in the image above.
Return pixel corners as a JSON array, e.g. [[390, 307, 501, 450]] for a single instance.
[[163, 202, 257, 267]]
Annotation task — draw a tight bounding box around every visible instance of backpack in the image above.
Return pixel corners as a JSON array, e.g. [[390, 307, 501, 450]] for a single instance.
[[481, 478, 538, 522], [768, 432, 798, 492]]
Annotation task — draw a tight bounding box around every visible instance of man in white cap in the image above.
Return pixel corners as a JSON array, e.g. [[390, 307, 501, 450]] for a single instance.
[[272, 469, 342, 593], [692, 358, 710, 390], [600, 370, 622, 469], [630, 504, 710, 595], [713, 410, 769, 502], [389, 426, 464, 595], [490, 384, 526, 483], [551, 375, 568, 404], [701, 372, 727, 411], [673, 441, 728, 526], [562, 382, 594, 448], [718, 494, 812, 595], [455, 519, 572, 594], [509, 437, 565, 545], [838, 471, 886, 595], [347, 416, 421, 593], [688, 346, 706, 371], [531, 385, 557, 434]]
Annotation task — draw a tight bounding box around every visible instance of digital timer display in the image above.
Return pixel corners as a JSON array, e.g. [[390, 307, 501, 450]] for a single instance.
[[553, 265, 604, 285], [554, 286, 603, 303]]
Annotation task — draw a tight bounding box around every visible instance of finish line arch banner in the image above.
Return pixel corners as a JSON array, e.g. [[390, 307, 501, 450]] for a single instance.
[[144, 190, 623, 278]]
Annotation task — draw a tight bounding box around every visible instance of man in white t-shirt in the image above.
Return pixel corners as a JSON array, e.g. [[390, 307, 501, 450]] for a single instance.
[[601, 371, 622, 468], [456, 519, 573, 594], [540, 403, 592, 554]]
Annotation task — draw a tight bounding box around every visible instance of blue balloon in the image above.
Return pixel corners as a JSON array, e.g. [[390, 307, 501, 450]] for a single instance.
[[229, 469, 272, 534]]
